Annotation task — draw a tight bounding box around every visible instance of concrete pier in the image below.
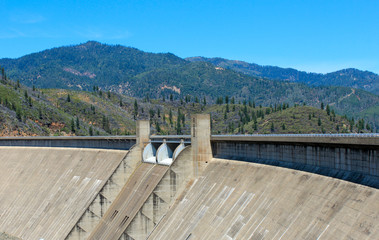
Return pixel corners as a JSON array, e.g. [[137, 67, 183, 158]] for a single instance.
[[191, 114, 212, 175]]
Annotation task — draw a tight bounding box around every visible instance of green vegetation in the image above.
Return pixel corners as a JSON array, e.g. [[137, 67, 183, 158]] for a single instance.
[[0, 72, 374, 136], [0, 42, 378, 133]]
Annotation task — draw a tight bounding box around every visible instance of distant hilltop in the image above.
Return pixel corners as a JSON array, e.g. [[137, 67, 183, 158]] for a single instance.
[[187, 56, 379, 95]]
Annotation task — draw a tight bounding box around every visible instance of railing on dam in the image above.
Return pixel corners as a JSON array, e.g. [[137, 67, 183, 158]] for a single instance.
[[211, 133, 379, 146], [0, 136, 137, 150]]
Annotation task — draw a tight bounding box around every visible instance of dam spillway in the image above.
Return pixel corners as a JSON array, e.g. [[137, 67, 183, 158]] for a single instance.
[[0, 117, 378, 240]]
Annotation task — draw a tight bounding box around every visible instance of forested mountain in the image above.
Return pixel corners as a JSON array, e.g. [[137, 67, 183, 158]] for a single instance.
[[0, 73, 373, 136], [187, 57, 379, 95], [0, 41, 185, 91], [0, 41, 378, 130]]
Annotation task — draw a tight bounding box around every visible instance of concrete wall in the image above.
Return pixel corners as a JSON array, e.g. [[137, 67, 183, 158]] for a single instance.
[[212, 140, 379, 188], [122, 146, 193, 240], [148, 159, 379, 240], [0, 136, 136, 150], [66, 145, 143, 240], [0, 147, 127, 240]]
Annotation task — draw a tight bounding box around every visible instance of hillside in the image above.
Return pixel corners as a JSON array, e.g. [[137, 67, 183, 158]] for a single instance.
[[0, 41, 378, 130], [0, 72, 373, 136], [187, 57, 379, 95]]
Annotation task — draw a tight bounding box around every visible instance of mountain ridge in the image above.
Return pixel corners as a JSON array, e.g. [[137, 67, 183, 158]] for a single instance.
[[0, 41, 378, 129], [186, 56, 379, 95]]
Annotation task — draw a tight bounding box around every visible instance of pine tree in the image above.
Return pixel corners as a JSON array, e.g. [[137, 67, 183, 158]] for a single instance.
[[76, 116, 80, 129], [89, 126, 94, 136], [28, 96, 32, 107], [326, 104, 330, 115], [16, 107, 22, 121], [67, 94, 71, 102], [149, 109, 155, 119], [169, 109, 173, 126], [71, 118, 75, 133], [181, 112, 185, 126], [134, 99, 138, 119], [176, 119, 181, 134]]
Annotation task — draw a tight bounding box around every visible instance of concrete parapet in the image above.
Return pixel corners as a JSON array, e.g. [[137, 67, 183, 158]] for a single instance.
[[212, 140, 379, 188], [0, 136, 136, 150], [211, 134, 379, 146]]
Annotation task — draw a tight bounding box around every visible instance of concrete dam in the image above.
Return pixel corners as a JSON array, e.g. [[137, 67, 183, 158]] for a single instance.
[[0, 115, 378, 240]]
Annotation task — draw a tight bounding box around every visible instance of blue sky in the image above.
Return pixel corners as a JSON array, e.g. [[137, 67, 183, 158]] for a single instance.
[[1, 0, 378, 74]]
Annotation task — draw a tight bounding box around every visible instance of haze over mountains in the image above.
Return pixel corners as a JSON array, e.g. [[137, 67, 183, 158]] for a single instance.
[[0, 41, 378, 130]]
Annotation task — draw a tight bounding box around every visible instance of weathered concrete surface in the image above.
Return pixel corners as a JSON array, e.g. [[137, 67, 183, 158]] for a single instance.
[[212, 141, 379, 188], [191, 114, 212, 175], [148, 158, 379, 240], [0, 147, 128, 240], [88, 163, 169, 240], [66, 145, 143, 240], [136, 120, 150, 149], [121, 146, 194, 240]]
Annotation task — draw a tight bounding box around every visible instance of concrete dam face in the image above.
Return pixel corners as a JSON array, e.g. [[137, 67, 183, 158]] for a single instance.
[[149, 159, 379, 239], [0, 117, 378, 240]]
